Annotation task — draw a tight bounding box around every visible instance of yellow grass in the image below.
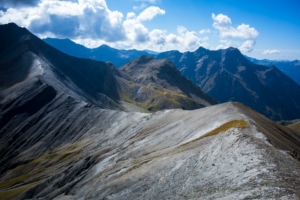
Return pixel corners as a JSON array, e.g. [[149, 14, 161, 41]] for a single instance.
[[181, 120, 249, 146]]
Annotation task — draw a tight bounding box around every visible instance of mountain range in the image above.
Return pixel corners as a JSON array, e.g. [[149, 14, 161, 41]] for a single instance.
[[245, 56, 300, 85], [43, 38, 300, 121], [155, 47, 300, 121], [0, 23, 300, 199], [43, 38, 300, 87], [43, 38, 152, 67]]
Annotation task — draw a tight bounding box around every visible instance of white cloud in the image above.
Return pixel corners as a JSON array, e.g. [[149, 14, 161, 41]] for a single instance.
[[239, 40, 256, 53], [199, 29, 211, 34], [133, 3, 148, 11], [212, 13, 231, 26], [0, 0, 209, 52], [0, 0, 125, 41], [215, 39, 231, 50], [136, 6, 165, 21], [212, 13, 259, 53], [262, 49, 281, 55]]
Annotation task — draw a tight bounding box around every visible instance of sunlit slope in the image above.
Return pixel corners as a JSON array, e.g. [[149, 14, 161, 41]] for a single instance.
[[0, 101, 299, 199]]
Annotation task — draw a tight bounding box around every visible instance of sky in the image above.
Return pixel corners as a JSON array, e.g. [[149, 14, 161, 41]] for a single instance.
[[0, 0, 299, 60]]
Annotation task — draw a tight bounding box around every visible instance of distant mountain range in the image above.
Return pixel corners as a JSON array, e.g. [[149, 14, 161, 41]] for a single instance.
[[245, 56, 300, 85], [43, 38, 300, 120], [44, 38, 300, 86], [43, 38, 152, 67], [155, 47, 300, 121]]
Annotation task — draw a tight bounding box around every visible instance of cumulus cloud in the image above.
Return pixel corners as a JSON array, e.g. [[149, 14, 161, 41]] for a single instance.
[[0, 0, 209, 52], [137, 6, 165, 21], [199, 29, 210, 34], [262, 49, 281, 55], [212, 13, 259, 53], [0, 0, 125, 41]]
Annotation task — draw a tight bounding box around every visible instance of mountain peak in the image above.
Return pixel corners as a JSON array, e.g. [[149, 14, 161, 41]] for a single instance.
[[223, 47, 241, 54], [0, 22, 30, 37], [131, 55, 155, 65], [100, 44, 112, 49], [195, 46, 208, 52]]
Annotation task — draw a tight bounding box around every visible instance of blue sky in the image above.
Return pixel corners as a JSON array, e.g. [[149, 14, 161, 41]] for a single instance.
[[0, 0, 299, 60]]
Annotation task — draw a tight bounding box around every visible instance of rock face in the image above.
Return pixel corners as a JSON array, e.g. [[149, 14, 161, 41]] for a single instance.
[[155, 47, 300, 121], [43, 38, 152, 67]]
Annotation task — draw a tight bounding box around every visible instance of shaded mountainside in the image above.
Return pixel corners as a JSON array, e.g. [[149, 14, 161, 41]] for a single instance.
[[43, 38, 152, 67], [0, 23, 216, 114], [245, 56, 300, 85], [156, 47, 300, 121]]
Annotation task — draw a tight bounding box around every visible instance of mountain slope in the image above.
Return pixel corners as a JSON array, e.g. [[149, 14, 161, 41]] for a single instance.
[[0, 23, 126, 111], [0, 23, 216, 114], [245, 56, 300, 85], [120, 56, 218, 111], [0, 100, 300, 199], [156, 47, 300, 121], [43, 38, 152, 67]]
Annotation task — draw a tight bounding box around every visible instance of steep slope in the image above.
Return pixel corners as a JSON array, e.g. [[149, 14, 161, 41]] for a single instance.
[[120, 56, 218, 111], [0, 23, 127, 111], [246, 56, 300, 85], [156, 47, 300, 120], [44, 38, 152, 67], [285, 120, 300, 132], [0, 99, 300, 199]]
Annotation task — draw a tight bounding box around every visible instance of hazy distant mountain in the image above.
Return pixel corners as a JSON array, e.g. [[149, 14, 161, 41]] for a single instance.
[[1, 23, 300, 199], [156, 47, 300, 121], [43, 38, 152, 67], [245, 56, 300, 85]]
